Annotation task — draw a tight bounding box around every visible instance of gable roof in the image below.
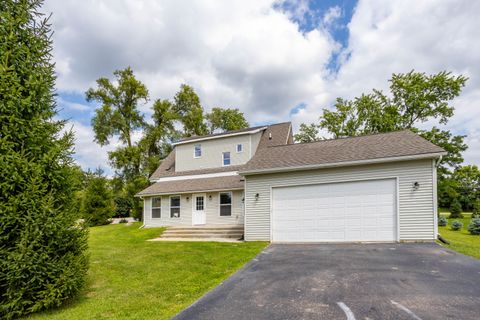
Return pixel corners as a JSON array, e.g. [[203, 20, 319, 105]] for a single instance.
[[240, 130, 446, 175], [149, 122, 292, 180]]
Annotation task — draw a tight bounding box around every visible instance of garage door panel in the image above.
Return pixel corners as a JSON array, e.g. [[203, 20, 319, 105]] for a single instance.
[[272, 179, 397, 242]]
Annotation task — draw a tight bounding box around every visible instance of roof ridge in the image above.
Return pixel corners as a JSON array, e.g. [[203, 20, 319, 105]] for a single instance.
[[266, 129, 413, 149], [175, 121, 292, 144]]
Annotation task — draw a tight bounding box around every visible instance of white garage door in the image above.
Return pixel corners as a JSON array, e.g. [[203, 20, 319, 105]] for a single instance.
[[272, 179, 397, 242]]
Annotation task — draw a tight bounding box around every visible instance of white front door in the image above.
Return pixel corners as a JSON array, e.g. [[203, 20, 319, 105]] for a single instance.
[[192, 194, 206, 225], [272, 179, 397, 242]]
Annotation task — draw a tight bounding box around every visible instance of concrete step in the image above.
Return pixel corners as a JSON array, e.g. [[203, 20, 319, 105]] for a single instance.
[[168, 227, 244, 231], [163, 230, 244, 235], [161, 233, 243, 239]]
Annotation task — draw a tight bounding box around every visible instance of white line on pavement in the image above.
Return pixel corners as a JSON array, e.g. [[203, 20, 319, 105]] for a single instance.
[[391, 300, 423, 320], [337, 302, 356, 320]]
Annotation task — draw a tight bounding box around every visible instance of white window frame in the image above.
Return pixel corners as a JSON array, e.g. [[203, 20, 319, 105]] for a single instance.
[[170, 195, 181, 218], [219, 191, 233, 217], [236, 144, 243, 153], [194, 144, 202, 158], [151, 197, 161, 219], [222, 151, 231, 166]]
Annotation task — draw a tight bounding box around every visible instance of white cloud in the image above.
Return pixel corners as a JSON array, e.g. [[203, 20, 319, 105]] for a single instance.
[[295, 0, 480, 165], [44, 0, 336, 123], [44, 0, 480, 171], [323, 6, 341, 27], [63, 121, 116, 174], [57, 97, 90, 112]]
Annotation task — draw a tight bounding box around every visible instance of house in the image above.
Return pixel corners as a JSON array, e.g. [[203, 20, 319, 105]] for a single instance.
[[136, 122, 446, 243]]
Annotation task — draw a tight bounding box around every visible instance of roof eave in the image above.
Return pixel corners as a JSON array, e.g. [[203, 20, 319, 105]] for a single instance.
[[135, 187, 244, 197], [239, 152, 447, 176]]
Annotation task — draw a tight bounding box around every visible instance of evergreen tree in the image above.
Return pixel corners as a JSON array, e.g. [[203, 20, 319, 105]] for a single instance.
[[81, 169, 114, 226], [0, 1, 88, 318]]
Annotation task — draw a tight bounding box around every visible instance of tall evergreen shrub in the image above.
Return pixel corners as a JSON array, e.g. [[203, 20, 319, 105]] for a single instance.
[[0, 1, 88, 318]]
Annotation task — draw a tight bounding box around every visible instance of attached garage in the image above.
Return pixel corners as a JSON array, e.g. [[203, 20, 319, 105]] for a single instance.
[[271, 179, 397, 242], [240, 130, 447, 242]]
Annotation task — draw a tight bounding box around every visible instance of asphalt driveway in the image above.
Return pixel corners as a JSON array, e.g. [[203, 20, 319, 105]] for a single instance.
[[174, 243, 480, 320]]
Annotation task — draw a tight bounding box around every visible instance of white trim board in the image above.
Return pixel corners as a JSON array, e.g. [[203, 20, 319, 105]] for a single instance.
[[154, 171, 239, 182]]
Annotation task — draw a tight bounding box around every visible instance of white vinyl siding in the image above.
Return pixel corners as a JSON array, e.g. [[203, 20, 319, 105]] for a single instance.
[[175, 133, 262, 171], [244, 159, 435, 241], [142, 190, 244, 227]]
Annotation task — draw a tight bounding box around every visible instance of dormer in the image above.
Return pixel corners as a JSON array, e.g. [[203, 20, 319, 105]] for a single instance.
[[173, 126, 267, 172], [148, 122, 293, 181]]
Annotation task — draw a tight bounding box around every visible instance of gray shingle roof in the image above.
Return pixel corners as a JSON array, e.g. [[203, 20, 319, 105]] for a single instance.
[[240, 130, 446, 174], [136, 175, 244, 196]]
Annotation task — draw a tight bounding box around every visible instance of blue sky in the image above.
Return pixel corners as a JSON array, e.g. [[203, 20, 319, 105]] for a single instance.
[[46, 0, 480, 173]]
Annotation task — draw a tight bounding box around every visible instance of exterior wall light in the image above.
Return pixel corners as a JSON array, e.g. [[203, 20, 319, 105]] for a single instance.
[[209, 195, 212, 200], [413, 182, 420, 190], [255, 193, 259, 200]]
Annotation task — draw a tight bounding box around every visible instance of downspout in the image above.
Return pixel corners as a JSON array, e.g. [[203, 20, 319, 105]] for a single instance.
[[435, 155, 443, 167], [434, 155, 442, 241], [139, 196, 146, 229]]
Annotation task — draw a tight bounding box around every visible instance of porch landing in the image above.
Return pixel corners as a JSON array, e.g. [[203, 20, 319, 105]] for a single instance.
[[152, 225, 244, 241]]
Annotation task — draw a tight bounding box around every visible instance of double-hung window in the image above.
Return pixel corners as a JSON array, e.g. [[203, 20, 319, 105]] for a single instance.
[[222, 151, 231, 166], [219, 192, 232, 216], [152, 197, 161, 218], [194, 144, 202, 158], [170, 196, 181, 218], [236, 144, 243, 153]]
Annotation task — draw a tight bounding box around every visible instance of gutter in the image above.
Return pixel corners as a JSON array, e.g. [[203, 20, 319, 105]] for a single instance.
[[239, 152, 447, 176]]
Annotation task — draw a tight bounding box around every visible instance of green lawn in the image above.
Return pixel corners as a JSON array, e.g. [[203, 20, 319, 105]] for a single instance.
[[438, 213, 480, 259], [27, 223, 267, 320]]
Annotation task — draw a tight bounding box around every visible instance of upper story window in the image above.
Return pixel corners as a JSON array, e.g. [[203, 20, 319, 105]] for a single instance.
[[194, 144, 202, 158], [236, 144, 243, 153], [222, 152, 231, 166]]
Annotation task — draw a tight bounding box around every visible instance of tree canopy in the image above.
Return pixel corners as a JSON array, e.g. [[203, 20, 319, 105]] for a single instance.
[[295, 71, 468, 177]]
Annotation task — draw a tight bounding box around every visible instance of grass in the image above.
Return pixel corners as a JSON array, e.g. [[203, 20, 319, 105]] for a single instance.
[[438, 212, 480, 259], [27, 223, 268, 320]]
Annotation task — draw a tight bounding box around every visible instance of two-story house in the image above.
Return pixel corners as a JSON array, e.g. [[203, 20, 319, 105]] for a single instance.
[[137, 122, 446, 243]]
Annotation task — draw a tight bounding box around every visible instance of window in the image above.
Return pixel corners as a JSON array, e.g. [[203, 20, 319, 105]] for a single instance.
[[152, 197, 161, 218], [196, 196, 204, 211], [219, 192, 232, 216], [194, 144, 202, 158], [236, 144, 243, 153], [170, 196, 180, 218], [222, 152, 231, 166]]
